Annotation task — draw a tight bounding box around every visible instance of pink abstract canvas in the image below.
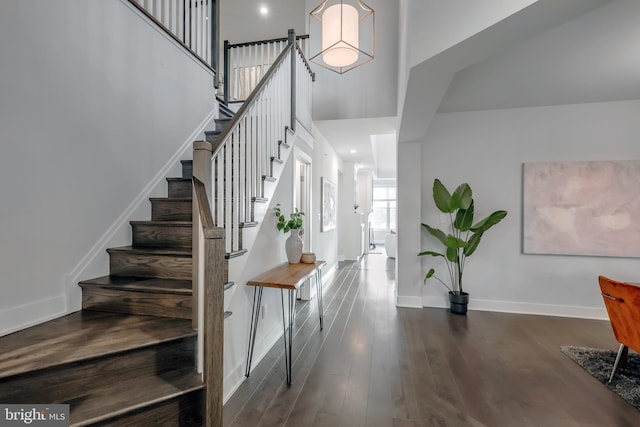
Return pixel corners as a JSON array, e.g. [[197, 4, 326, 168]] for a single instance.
[[523, 160, 640, 257]]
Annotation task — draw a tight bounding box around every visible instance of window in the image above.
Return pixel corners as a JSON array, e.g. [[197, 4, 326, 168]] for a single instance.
[[371, 180, 396, 243]]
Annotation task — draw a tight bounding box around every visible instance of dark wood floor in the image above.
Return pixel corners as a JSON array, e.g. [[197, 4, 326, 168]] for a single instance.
[[224, 254, 640, 427]]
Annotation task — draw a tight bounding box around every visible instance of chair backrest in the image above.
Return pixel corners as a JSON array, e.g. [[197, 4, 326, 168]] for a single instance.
[[598, 275, 640, 354]]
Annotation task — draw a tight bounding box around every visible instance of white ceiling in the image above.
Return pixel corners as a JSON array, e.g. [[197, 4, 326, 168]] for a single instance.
[[438, 0, 640, 113], [314, 117, 397, 170], [398, 0, 615, 143]]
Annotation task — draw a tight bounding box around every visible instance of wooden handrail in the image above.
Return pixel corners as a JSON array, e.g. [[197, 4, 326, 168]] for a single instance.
[[227, 34, 309, 49], [295, 43, 315, 81]]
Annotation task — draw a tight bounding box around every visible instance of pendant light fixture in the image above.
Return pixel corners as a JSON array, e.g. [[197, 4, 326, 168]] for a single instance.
[[309, 0, 374, 74]]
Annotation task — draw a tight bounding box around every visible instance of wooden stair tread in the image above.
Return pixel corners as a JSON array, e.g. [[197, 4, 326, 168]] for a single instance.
[[149, 197, 192, 202], [0, 311, 194, 380], [79, 276, 192, 295], [225, 249, 247, 259], [166, 177, 191, 182], [107, 246, 192, 256], [70, 366, 203, 426], [239, 221, 258, 228], [130, 220, 192, 226]]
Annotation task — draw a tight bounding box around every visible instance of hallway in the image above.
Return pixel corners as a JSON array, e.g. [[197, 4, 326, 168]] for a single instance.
[[223, 254, 640, 426]]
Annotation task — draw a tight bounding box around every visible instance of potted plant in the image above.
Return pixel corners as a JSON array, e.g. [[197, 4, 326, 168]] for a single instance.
[[274, 204, 305, 263], [418, 179, 507, 315]]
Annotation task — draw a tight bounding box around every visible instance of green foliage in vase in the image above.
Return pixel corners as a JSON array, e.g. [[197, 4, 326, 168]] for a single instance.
[[274, 204, 304, 233]]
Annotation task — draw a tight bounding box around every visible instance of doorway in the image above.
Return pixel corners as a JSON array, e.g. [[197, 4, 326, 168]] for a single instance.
[[294, 150, 313, 300]]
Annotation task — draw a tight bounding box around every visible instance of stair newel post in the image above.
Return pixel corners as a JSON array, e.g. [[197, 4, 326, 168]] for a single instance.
[[193, 178, 224, 427], [192, 141, 213, 329], [203, 226, 225, 427], [223, 40, 230, 104], [288, 29, 296, 133]]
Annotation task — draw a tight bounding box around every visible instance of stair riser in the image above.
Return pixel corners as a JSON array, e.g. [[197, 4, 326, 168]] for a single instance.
[[82, 287, 192, 319], [151, 200, 192, 221], [132, 224, 192, 248], [181, 161, 193, 179], [91, 389, 203, 427], [0, 337, 196, 405], [215, 119, 230, 132], [110, 253, 192, 280], [168, 180, 193, 198]]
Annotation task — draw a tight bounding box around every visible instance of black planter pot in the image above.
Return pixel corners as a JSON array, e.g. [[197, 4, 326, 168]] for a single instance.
[[448, 291, 469, 315]]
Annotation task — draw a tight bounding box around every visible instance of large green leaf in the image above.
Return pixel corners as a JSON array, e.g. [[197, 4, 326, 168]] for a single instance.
[[446, 246, 458, 263], [454, 201, 474, 231], [450, 183, 472, 210], [418, 250, 445, 258], [422, 223, 448, 247], [433, 179, 452, 213], [470, 210, 508, 233], [464, 232, 482, 256], [446, 234, 468, 250]]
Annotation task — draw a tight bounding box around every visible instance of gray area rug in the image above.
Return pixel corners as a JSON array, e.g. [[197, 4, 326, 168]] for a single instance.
[[561, 346, 640, 410]]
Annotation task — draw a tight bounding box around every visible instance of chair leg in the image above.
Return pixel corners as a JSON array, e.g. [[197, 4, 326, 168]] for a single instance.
[[609, 343, 628, 383]]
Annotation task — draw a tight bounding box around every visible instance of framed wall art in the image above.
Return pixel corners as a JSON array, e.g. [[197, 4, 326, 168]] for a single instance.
[[321, 177, 337, 232], [523, 160, 640, 257]]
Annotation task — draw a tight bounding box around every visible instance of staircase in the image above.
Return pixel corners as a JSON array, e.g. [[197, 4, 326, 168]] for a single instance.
[[0, 27, 312, 426], [0, 111, 236, 425]]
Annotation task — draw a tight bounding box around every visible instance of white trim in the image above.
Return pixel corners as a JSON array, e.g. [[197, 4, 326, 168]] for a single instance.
[[295, 120, 314, 149], [0, 295, 67, 337], [468, 299, 608, 320], [421, 294, 608, 320], [395, 294, 423, 309], [421, 294, 449, 309], [64, 107, 218, 305]]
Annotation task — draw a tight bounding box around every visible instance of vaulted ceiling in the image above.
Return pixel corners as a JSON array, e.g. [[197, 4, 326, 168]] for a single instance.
[[221, 0, 640, 177]]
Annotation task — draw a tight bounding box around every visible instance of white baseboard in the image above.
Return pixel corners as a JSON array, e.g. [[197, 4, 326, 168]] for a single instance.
[[469, 299, 608, 320], [64, 107, 218, 308], [421, 294, 449, 309], [224, 320, 284, 403], [0, 295, 67, 337], [395, 294, 423, 309], [421, 294, 608, 320]]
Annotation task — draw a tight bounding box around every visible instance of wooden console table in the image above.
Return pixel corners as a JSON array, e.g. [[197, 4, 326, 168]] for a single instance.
[[245, 261, 326, 385]]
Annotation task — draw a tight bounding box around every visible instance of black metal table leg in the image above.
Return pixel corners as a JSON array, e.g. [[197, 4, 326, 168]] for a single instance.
[[280, 288, 295, 385], [316, 269, 324, 330], [245, 286, 263, 377]]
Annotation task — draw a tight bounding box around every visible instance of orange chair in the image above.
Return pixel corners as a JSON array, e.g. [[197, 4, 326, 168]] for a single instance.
[[598, 275, 640, 382]]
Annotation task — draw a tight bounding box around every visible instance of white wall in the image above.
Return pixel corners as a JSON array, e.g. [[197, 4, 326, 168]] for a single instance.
[[395, 141, 423, 308], [0, 0, 216, 335], [310, 125, 342, 273], [418, 100, 640, 318]]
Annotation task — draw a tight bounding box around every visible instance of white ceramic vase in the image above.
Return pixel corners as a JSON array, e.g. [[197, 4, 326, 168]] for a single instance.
[[285, 229, 303, 263]]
